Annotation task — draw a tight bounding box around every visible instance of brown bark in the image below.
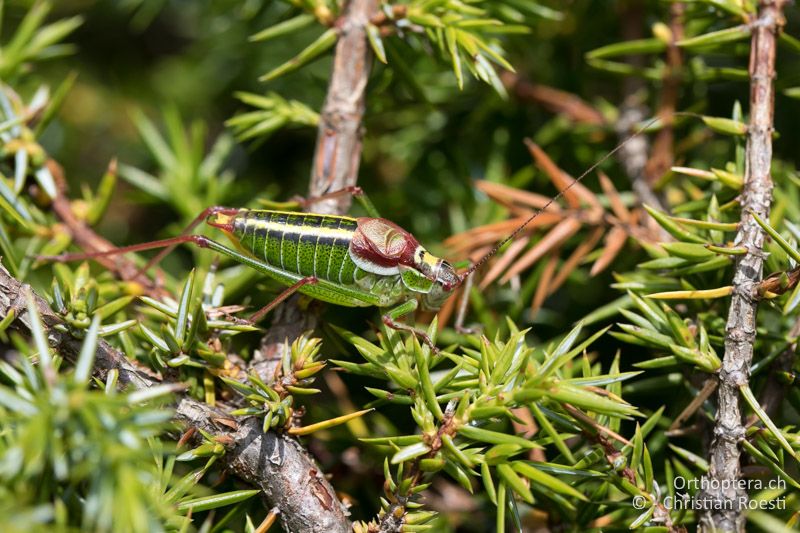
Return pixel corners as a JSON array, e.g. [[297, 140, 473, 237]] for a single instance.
[[175, 399, 352, 533], [308, 0, 378, 215], [248, 0, 379, 527], [700, 2, 786, 531]]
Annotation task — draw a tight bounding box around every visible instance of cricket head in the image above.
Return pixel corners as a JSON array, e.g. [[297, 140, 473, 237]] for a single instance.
[[351, 217, 461, 308], [420, 256, 460, 310]]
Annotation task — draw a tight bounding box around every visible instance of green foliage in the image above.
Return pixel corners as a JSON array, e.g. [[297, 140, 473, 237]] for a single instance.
[[136, 269, 257, 374], [0, 0, 798, 532], [0, 2, 82, 80], [120, 108, 236, 222], [252, 0, 546, 91], [0, 298, 258, 532], [225, 335, 329, 432], [347, 321, 650, 530], [227, 92, 319, 142]]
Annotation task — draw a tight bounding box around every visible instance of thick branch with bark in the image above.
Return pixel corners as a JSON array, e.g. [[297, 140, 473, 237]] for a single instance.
[[0, 264, 351, 533], [700, 2, 785, 532], [308, 0, 378, 215], [253, 0, 379, 369], [248, 0, 379, 527], [175, 400, 352, 533]]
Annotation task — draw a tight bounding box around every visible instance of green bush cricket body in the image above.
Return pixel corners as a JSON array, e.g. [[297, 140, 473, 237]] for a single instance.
[[45, 125, 652, 350]]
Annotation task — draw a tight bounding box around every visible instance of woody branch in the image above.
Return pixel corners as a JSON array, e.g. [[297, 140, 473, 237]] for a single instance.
[[252, 0, 380, 527], [0, 264, 352, 533], [308, 0, 378, 215], [700, 2, 785, 532]]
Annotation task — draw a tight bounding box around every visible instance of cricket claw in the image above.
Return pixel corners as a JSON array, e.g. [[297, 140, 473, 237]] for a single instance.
[[456, 324, 480, 335], [294, 186, 364, 209], [382, 315, 440, 355]]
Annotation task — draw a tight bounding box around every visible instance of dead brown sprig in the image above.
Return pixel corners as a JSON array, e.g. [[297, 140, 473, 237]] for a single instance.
[[501, 71, 607, 127], [444, 141, 661, 316], [47, 158, 168, 297]]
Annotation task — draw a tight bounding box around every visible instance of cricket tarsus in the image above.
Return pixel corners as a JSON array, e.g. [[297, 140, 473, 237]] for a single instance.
[[383, 314, 438, 355]]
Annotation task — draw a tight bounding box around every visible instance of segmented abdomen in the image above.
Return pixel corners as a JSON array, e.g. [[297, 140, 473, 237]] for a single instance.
[[232, 210, 362, 283]]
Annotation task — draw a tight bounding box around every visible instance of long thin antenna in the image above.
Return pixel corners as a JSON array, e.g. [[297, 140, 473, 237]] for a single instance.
[[459, 116, 662, 283]]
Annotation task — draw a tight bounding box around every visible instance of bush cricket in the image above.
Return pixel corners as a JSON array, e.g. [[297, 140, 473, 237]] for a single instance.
[[42, 122, 654, 351]]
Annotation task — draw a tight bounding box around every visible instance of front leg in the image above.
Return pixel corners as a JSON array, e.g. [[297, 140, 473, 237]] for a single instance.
[[382, 299, 438, 354], [261, 185, 382, 218]]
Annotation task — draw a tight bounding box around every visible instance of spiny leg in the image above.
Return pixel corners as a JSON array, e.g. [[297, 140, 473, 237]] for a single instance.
[[382, 299, 439, 354], [270, 185, 382, 218], [137, 206, 240, 276], [41, 235, 329, 326], [40, 234, 217, 263], [248, 276, 318, 324]]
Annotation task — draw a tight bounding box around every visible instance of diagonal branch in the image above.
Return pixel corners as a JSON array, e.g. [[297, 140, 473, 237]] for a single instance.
[[250, 0, 379, 526], [308, 0, 379, 215], [0, 264, 159, 390], [47, 159, 165, 297], [0, 264, 351, 533], [174, 399, 352, 533], [700, 2, 786, 532], [254, 0, 379, 370]]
